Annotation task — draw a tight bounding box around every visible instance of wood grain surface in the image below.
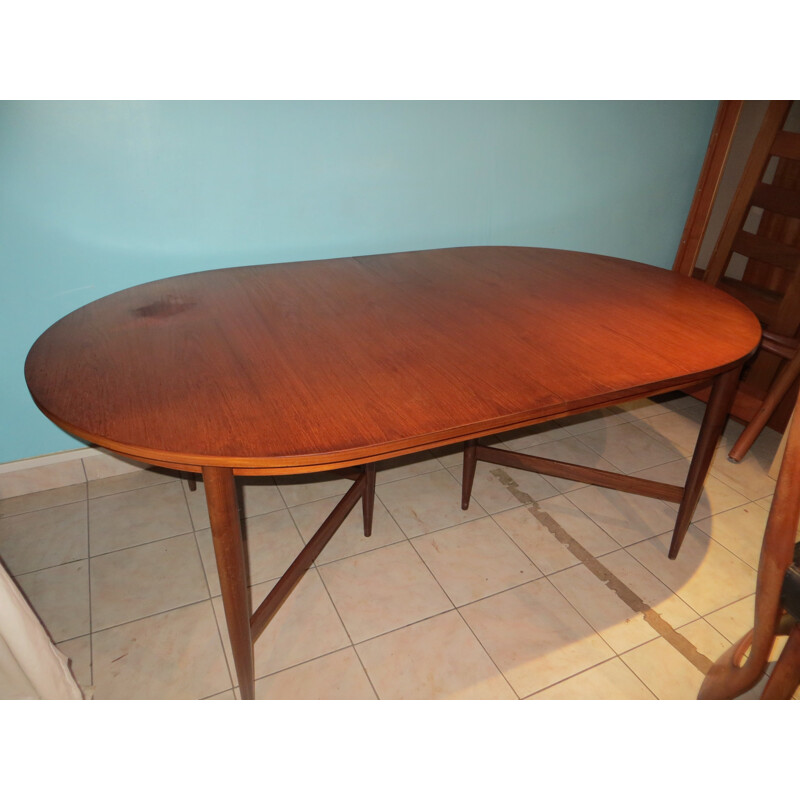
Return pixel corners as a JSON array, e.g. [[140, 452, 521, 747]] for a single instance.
[[25, 246, 762, 473]]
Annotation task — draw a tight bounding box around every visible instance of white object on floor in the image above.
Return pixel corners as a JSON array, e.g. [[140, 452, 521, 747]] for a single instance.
[[0, 559, 83, 699]]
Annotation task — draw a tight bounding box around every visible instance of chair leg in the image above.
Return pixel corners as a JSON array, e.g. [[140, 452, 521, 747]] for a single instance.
[[729, 347, 800, 462], [760, 623, 800, 699]]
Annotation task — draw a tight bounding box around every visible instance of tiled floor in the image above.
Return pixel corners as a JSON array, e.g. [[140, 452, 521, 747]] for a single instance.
[[1, 392, 798, 700]]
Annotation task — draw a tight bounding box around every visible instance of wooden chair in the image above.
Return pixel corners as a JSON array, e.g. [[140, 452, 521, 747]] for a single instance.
[[698, 395, 800, 699], [675, 101, 800, 457], [698, 101, 800, 455], [729, 332, 800, 461]]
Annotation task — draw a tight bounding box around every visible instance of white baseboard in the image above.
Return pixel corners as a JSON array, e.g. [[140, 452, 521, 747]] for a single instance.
[[0, 447, 91, 475], [0, 447, 149, 500]]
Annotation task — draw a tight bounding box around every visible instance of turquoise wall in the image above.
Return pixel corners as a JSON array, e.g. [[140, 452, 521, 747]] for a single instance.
[[0, 100, 717, 463]]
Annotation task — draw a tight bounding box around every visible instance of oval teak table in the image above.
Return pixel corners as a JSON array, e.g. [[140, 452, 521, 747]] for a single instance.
[[26, 246, 762, 698]]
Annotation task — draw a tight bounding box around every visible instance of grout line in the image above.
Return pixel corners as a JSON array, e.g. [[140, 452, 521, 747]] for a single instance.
[[615, 526, 757, 622], [393, 497, 522, 698], [16, 394, 776, 699], [188, 489, 235, 693], [91, 596, 214, 637], [489, 465, 715, 676], [89, 528, 197, 561], [87, 473, 179, 501], [700, 592, 757, 646], [522, 654, 657, 700], [0, 495, 91, 523], [311, 560, 381, 699], [299, 480, 491, 681], [84, 482, 94, 690]]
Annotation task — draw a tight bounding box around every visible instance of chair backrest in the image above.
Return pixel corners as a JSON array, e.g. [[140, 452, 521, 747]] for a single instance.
[[703, 100, 800, 341]]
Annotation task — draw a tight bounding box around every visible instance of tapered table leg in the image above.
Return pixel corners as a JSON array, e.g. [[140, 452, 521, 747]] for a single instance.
[[362, 463, 376, 537], [462, 440, 478, 510], [202, 466, 255, 700], [669, 365, 742, 559]]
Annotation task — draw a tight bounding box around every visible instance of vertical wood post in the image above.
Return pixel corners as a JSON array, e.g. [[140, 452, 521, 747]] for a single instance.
[[669, 366, 742, 558], [203, 466, 255, 700]]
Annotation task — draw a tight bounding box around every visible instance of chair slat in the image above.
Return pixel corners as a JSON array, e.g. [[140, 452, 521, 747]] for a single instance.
[[750, 182, 800, 219], [771, 130, 800, 161], [732, 230, 800, 273]]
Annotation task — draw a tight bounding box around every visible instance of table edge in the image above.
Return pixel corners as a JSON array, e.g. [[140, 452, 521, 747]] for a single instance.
[[31, 361, 751, 477]]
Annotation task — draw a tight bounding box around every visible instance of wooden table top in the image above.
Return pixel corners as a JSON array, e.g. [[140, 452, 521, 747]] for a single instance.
[[25, 246, 762, 474]]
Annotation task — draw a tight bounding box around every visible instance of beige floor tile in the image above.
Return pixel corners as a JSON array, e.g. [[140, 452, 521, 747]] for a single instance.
[[566, 485, 677, 546], [718, 420, 782, 462], [319, 541, 452, 643], [530, 657, 656, 699], [676, 618, 732, 663], [492, 495, 620, 575], [626, 526, 756, 616], [274, 472, 353, 508], [0, 483, 86, 519], [205, 689, 236, 699], [356, 610, 516, 699], [709, 446, 777, 501], [702, 595, 785, 668], [555, 407, 636, 436], [620, 637, 706, 699], [58, 635, 92, 690], [576, 422, 682, 474], [92, 600, 231, 699], [755, 496, 773, 511], [716, 416, 748, 453], [631, 458, 750, 522], [631, 410, 702, 458], [182, 481, 209, 529], [90, 533, 209, 631], [89, 481, 194, 555], [695, 502, 768, 570], [493, 420, 571, 450], [704, 595, 756, 644], [376, 469, 486, 537], [214, 569, 351, 679], [183, 476, 286, 530], [229, 475, 288, 519], [255, 647, 376, 700], [597, 549, 699, 629], [82, 450, 147, 481], [548, 564, 657, 654], [492, 505, 580, 575], [412, 517, 541, 606], [517, 437, 621, 493], [0, 501, 87, 576], [430, 442, 466, 468], [755, 496, 773, 513], [616, 396, 674, 420], [290, 495, 405, 565], [375, 452, 444, 485], [195, 508, 305, 596], [88, 468, 177, 499], [447, 460, 559, 514], [460, 579, 614, 698], [754, 495, 800, 535], [16, 560, 90, 643], [0, 458, 86, 500]]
